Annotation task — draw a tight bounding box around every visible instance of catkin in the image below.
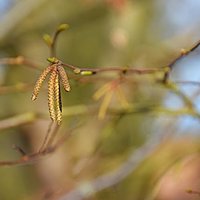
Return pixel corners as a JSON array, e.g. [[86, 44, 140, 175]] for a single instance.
[[48, 67, 57, 121], [31, 65, 52, 101], [32, 63, 71, 124], [54, 73, 62, 124], [98, 91, 113, 120], [58, 65, 70, 92]]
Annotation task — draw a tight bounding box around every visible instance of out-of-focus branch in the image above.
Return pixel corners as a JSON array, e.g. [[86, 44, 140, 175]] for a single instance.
[[109, 105, 200, 118], [0, 112, 37, 131], [0, 0, 48, 41], [162, 82, 194, 109], [0, 56, 42, 70], [58, 134, 162, 200], [0, 103, 199, 132], [0, 124, 73, 167], [0, 83, 33, 94]]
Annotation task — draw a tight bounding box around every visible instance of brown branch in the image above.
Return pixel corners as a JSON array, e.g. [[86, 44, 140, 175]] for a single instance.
[[0, 83, 33, 94], [38, 121, 54, 152], [62, 62, 167, 75], [12, 144, 26, 156], [0, 146, 55, 167], [0, 125, 73, 167], [58, 40, 200, 80], [0, 56, 42, 70], [163, 40, 200, 83]]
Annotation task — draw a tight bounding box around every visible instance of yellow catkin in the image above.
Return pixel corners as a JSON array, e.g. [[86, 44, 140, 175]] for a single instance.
[[31, 65, 52, 101], [54, 73, 62, 124], [115, 86, 129, 109], [98, 91, 113, 119], [93, 83, 110, 100], [58, 65, 70, 92], [48, 67, 57, 121]]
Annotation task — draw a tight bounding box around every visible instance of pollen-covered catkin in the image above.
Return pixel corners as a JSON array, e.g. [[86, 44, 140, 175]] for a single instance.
[[58, 65, 70, 92], [54, 73, 62, 124], [31, 65, 52, 101], [48, 67, 57, 121]]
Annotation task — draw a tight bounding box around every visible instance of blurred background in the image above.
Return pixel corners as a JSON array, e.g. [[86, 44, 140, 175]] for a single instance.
[[1, 0, 200, 199]]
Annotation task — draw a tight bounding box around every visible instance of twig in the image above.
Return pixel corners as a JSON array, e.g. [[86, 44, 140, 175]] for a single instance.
[[162, 82, 194, 109], [62, 61, 167, 76], [163, 40, 200, 83], [0, 56, 42, 70], [0, 126, 74, 167], [45, 123, 60, 147], [174, 80, 200, 86], [12, 145, 26, 156], [38, 121, 54, 152], [0, 83, 33, 94]]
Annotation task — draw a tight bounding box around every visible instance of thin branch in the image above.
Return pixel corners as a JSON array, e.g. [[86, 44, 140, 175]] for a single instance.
[[38, 121, 54, 152], [108, 105, 200, 120], [12, 144, 26, 156], [0, 83, 33, 94], [0, 56, 42, 70], [162, 82, 194, 109], [50, 24, 69, 57], [60, 39, 200, 85], [174, 80, 200, 86], [59, 40, 200, 80], [0, 125, 74, 167], [163, 40, 200, 83], [45, 123, 60, 147], [62, 62, 167, 75]]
